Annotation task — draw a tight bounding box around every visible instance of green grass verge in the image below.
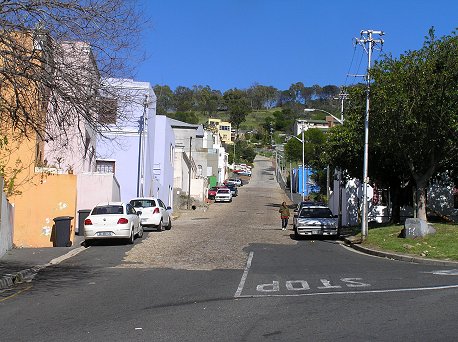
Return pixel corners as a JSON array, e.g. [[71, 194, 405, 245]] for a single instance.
[[357, 223, 458, 261]]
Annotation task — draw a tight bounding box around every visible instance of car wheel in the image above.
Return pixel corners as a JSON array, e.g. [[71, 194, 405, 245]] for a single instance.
[[165, 218, 172, 230], [294, 227, 301, 240], [83, 240, 91, 247], [137, 225, 144, 238], [157, 220, 163, 232], [127, 229, 134, 244]]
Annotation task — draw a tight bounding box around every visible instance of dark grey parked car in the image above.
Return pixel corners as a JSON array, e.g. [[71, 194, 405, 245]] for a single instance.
[[225, 183, 238, 197]]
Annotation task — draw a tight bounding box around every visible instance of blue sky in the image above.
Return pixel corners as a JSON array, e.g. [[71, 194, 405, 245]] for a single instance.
[[135, 0, 458, 92]]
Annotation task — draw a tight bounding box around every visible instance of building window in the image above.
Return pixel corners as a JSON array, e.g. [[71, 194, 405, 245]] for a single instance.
[[170, 144, 174, 167], [96, 160, 115, 173]]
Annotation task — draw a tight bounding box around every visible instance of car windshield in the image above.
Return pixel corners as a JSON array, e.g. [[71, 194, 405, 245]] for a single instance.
[[130, 199, 156, 208], [299, 207, 334, 218], [218, 189, 230, 193], [92, 205, 124, 215]]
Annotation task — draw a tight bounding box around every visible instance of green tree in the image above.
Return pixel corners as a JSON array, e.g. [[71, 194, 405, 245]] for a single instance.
[[285, 128, 326, 169], [154, 85, 174, 115], [174, 86, 194, 112], [192, 85, 221, 116], [272, 108, 297, 135], [223, 88, 250, 136], [324, 28, 458, 222], [370, 28, 458, 221], [285, 128, 327, 197], [229, 140, 256, 164], [323, 85, 413, 223], [247, 83, 279, 110], [170, 111, 199, 124]]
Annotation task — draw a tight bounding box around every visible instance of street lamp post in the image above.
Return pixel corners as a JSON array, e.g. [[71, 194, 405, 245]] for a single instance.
[[137, 94, 148, 197]]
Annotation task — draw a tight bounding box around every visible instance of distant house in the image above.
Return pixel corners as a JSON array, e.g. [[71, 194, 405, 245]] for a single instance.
[[204, 129, 228, 185], [151, 115, 175, 207], [295, 116, 341, 136], [170, 119, 206, 205], [208, 118, 232, 144]]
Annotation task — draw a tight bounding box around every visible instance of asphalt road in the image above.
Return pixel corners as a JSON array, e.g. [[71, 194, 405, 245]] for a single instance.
[[1, 155, 458, 341]]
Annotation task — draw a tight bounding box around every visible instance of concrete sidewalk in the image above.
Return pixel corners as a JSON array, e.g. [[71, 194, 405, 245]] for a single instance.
[[0, 235, 86, 290]]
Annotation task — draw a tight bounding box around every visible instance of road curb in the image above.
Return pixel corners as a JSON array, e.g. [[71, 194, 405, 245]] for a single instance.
[[0, 266, 43, 290], [0, 246, 87, 290], [343, 238, 458, 267]]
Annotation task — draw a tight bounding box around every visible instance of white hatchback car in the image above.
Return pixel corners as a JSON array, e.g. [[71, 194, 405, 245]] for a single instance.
[[83, 202, 142, 245], [130, 197, 172, 232], [214, 188, 232, 202]]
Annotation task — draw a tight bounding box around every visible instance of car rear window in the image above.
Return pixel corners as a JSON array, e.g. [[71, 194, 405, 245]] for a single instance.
[[218, 189, 230, 193], [130, 199, 156, 208], [92, 205, 124, 215], [299, 207, 333, 218]]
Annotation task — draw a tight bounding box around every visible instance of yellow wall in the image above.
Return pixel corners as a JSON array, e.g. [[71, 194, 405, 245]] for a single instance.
[[10, 172, 77, 248]]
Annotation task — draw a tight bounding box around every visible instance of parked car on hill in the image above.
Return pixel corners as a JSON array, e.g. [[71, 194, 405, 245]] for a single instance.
[[207, 185, 228, 200], [225, 183, 238, 197], [293, 204, 338, 239], [215, 188, 232, 202], [130, 197, 172, 231], [294, 201, 326, 214], [83, 202, 142, 245], [234, 169, 252, 176], [207, 187, 218, 200], [225, 178, 242, 187]]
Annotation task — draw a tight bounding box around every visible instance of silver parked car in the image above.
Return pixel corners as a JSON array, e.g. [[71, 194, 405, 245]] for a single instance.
[[293, 204, 338, 239], [83, 202, 142, 245]]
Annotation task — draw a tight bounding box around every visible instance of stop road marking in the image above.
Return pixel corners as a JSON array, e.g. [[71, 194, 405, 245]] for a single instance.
[[256, 278, 371, 292]]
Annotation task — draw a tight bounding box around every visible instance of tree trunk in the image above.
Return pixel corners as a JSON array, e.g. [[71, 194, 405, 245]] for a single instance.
[[410, 158, 435, 222], [416, 183, 428, 221], [390, 183, 401, 224], [413, 174, 430, 221]]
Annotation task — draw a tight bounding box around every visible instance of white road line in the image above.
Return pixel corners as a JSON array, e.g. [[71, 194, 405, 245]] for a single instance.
[[236, 284, 458, 298], [427, 269, 458, 275], [235, 251, 254, 297], [46, 246, 87, 266]]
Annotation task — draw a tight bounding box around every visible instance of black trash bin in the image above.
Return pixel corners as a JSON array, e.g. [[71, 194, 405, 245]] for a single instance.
[[77, 209, 91, 236], [53, 216, 74, 247]]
